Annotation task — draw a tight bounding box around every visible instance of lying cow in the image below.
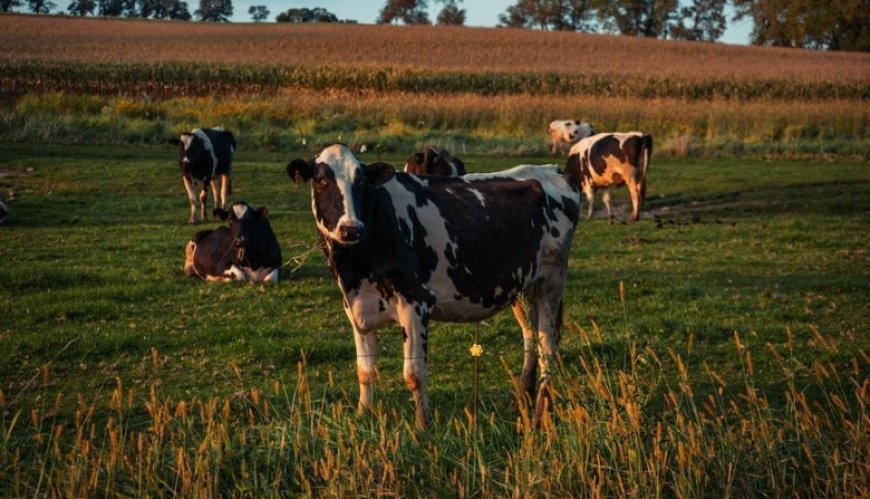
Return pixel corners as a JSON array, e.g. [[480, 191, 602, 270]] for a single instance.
[[403, 147, 466, 176], [286, 144, 582, 429], [548, 119, 595, 155], [170, 127, 236, 224], [183, 201, 281, 282], [567, 132, 653, 223]]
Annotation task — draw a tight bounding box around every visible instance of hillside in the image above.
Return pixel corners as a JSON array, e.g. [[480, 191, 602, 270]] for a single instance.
[[2, 14, 868, 83], [0, 14, 867, 157]]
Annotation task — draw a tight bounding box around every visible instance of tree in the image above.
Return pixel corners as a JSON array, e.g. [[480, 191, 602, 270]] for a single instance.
[[67, 0, 95, 15], [733, 0, 869, 51], [248, 4, 268, 22], [195, 0, 231, 22], [0, 0, 23, 12], [141, 0, 172, 18], [168, 0, 190, 19], [670, 0, 726, 41], [597, 0, 678, 37], [275, 7, 338, 22], [378, 0, 430, 25], [98, 0, 123, 15], [498, 0, 596, 31], [28, 0, 55, 14], [436, 0, 465, 25]]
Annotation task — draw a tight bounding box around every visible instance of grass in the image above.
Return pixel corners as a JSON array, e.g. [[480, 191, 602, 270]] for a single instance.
[[0, 143, 867, 495]]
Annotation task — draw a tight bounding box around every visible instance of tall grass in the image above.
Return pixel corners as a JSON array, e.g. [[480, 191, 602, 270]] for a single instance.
[[1, 324, 865, 496], [3, 91, 866, 157]]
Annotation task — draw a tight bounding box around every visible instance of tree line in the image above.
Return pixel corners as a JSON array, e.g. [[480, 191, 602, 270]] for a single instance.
[[0, 0, 866, 51]]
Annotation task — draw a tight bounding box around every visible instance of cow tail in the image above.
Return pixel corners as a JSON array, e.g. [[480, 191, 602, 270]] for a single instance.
[[642, 133, 653, 179], [639, 134, 653, 204]]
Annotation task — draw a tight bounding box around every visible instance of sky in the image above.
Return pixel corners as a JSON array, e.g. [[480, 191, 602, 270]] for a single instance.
[[229, 1, 753, 46]]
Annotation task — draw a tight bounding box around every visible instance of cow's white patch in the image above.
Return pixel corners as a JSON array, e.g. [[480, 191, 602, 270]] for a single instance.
[[233, 203, 249, 219]]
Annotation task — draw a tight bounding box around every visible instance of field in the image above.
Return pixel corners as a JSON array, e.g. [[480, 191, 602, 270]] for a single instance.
[[0, 13, 869, 497], [1, 15, 868, 157]]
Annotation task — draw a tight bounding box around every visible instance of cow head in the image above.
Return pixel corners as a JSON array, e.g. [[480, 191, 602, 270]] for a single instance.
[[403, 147, 464, 176], [170, 132, 208, 172], [214, 201, 270, 262], [569, 121, 596, 142], [286, 144, 394, 246]]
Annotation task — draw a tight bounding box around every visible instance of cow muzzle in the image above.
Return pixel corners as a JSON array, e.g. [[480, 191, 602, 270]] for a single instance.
[[336, 222, 365, 244]]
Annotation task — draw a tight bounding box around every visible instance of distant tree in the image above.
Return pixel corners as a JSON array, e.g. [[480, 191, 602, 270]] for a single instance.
[[378, 0, 430, 25], [141, 0, 171, 18], [597, 0, 678, 37], [168, 0, 190, 19], [248, 4, 268, 22], [275, 7, 338, 22], [436, 0, 464, 25], [670, 0, 726, 41], [734, 0, 869, 51], [67, 0, 95, 15], [498, 0, 595, 31], [27, 0, 55, 14], [122, 0, 138, 16], [195, 0, 231, 22], [98, 0, 121, 15], [0, 0, 23, 12]]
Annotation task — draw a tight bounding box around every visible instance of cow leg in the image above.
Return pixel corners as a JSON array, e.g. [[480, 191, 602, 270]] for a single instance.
[[219, 173, 230, 211], [531, 296, 562, 428], [399, 310, 432, 430], [511, 300, 537, 403], [182, 177, 198, 224], [628, 180, 644, 223], [583, 183, 595, 220], [198, 184, 208, 224], [210, 179, 220, 215], [353, 328, 379, 415], [602, 189, 613, 221]]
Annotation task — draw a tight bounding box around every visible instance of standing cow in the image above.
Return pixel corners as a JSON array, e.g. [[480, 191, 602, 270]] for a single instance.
[[548, 119, 595, 155], [183, 201, 281, 282], [568, 132, 653, 222], [403, 147, 466, 176], [170, 128, 236, 224], [286, 144, 582, 429]]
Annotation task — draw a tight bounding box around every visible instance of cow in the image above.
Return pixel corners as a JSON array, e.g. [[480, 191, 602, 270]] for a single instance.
[[169, 128, 236, 224], [0, 200, 7, 225], [183, 201, 281, 282], [403, 147, 466, 176], [567, 132, 653, 223], [286, 144, 582, 429], [548, 119, 595, 155]]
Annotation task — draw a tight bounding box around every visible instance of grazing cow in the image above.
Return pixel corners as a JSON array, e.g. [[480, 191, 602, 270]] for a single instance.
[[286, 144, 582, 429], [183, 201, 281, 282], [548, 119, 595, 155], [568, 132, 653, 223], [170, 128, 236, 224], [0, 200, 7, 225], [403, 147, 467, 176]]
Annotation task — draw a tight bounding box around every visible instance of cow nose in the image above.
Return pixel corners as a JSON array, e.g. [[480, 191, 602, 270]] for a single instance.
[[338, 223, 364, 242]]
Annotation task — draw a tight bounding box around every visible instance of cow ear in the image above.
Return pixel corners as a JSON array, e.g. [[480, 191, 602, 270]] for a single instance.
[[286, 159, 314, 185], [362, 162, 395, 186], [257, 206, 269, 217], [213, 208, 229, 220]]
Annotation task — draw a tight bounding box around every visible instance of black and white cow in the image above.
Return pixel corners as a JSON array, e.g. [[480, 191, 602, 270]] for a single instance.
[[170, 128, 236, 224], [567, 132, 653, 223], [286, 144, 582, 429], [548, 119, 595, 155], [183, 201, 281, 282], [403, 147, 466, 176]]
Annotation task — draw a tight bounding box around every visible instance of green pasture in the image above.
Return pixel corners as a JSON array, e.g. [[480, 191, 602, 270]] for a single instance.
[[0, 142, 867, 495], [1, 142, 866, 406]]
